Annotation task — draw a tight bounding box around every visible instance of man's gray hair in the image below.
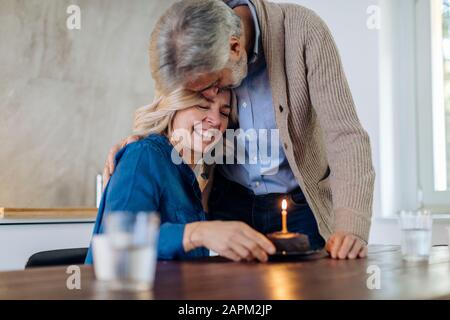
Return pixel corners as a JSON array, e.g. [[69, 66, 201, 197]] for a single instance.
[[150, 0, 242, 93]]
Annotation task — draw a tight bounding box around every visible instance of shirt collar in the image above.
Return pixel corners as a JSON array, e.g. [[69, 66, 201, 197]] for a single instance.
[[167, 138, 205, 187]]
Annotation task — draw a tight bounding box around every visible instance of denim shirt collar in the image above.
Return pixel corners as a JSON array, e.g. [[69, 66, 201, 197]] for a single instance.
[[145, 134, 204, 214], [115, 134, 199, 189], [153, 135, 200, 187]]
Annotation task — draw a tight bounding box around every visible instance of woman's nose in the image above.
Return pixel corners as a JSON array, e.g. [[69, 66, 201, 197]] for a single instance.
[[206, 109, 221, 128]]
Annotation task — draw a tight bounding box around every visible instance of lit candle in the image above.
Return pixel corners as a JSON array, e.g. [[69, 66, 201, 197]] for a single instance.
[[281, 199, 288, 234]]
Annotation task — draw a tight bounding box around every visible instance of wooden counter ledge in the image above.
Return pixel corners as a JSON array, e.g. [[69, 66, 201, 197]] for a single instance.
[[0, 208, 98, 220]]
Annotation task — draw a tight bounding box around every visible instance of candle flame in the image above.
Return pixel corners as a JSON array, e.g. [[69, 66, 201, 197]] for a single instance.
[[282, 199, 287, 210]]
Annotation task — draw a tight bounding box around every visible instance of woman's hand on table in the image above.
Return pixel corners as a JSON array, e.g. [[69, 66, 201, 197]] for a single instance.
[[184, 221, 276, 263], [325, 231, 368, 259]]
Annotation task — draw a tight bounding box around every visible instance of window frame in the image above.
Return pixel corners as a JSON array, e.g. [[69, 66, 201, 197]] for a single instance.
[[379, 0, 450, 218], [416, 0, 450, 209]]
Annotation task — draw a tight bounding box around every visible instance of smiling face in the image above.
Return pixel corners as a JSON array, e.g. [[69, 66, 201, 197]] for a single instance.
[[170, 90, 231, 155]]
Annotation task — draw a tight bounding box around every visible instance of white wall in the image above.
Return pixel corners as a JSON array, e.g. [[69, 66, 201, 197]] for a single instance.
[[0, 0, 175, 208], [0, 222, 93, 271], [273, 0, 450, 245]]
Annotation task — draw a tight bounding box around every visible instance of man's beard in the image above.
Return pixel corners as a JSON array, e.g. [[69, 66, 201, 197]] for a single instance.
[[226, 53, 248, 88]]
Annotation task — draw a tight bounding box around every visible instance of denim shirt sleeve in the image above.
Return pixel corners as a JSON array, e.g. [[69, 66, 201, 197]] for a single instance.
[[85, 142, 186, 264]]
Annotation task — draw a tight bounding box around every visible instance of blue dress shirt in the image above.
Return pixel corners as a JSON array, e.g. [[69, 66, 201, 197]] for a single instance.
[[85, 134, 209, 263], [220, 0, 300, 195]]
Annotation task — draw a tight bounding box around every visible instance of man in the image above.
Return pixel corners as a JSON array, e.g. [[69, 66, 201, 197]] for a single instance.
[[105, 0, 375, 260]]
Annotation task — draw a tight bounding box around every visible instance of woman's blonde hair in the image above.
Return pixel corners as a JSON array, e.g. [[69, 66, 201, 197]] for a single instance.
[[133, 89, 237, 137], [134, 89, 199, 136]]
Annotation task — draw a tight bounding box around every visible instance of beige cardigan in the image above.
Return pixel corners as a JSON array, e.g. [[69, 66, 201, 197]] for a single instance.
[[205, 0, 375, 243]]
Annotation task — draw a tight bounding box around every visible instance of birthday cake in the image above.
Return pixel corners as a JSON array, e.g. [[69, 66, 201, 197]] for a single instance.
[[266, 231, 311, 254]]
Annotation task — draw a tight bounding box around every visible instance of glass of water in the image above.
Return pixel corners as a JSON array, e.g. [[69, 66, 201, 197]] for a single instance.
[[104, 211, 160, 291], [398, 210, 433, 261]]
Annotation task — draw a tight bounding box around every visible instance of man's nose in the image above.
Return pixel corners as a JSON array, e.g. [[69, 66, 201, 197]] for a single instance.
[[202, 86, 219, 99]]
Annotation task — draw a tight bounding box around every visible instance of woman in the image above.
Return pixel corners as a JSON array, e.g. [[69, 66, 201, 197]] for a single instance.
[[85, 89, 275, 263]]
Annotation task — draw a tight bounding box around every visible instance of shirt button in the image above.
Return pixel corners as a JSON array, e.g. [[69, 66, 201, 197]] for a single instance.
[[255, 181, 260, 187], [242, 102, 247, 108], [252, 156, 258, 162]]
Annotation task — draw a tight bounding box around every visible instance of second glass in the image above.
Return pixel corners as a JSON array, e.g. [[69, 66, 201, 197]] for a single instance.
[[398, 210, 433, 261], [105, 211, 160, 291]]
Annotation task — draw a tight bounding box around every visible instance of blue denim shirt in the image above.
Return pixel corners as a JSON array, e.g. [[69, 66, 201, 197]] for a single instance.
[[85, 134, 209, 263]]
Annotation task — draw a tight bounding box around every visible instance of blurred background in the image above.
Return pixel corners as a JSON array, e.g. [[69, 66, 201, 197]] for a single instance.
[[1, 0, 450, 270], [0, 0, 174, 208]]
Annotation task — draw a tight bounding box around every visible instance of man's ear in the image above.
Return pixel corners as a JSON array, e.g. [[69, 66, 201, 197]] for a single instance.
[[229, 36, 243, 62]]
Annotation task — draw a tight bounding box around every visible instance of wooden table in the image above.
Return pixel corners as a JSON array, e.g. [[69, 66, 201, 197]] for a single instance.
[[0, 245, 449, 300]]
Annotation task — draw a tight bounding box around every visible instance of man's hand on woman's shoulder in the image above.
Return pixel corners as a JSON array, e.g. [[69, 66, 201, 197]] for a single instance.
[[103, 135, 143, 190]]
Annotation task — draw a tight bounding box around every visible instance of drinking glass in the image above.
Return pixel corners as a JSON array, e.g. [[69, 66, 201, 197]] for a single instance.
[[398, 210, 432, 261], [104, 211, 160, 291]]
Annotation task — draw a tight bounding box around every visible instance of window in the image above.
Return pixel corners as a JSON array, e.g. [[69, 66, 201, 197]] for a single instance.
[[379, 0, 450, 217], [417, 0, 450, 209], [440, 0, 450, 190]]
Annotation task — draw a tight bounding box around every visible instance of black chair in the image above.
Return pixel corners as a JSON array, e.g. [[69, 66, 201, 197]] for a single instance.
[[25, 248, 88, 268]]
